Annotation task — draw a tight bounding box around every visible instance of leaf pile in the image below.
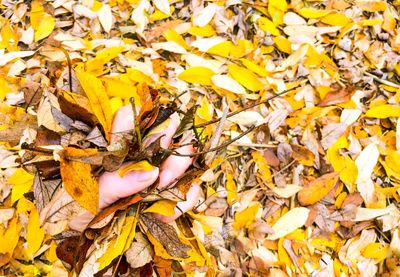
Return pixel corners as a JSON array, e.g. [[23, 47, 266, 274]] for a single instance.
[[1, 0, 400, 276]]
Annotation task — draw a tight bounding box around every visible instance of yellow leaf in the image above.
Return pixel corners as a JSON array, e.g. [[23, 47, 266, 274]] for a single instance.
[[240, 58, 269, 77], [297, 173, 339, 206], [232, 203, 260, 229], [75, 68, 113, 141], [333, 258, 348, 276], [26, 209, 45, 258], [252, 151, 272, 185], [126, 68, 154, 84], [109, 97, 123, 115], [146, 232, 175, 260], [188, 25, 216, 37], [267, 207, 310, 240], [0, 217, 21, 266], [361, 243, 389, 259], [60, 148, 99, 214], [278, 238, 294, 271], [258, 17, 280, 36], [97, 214, 137, 270], [30, 0, 45, 29], [228, 64, 263, 92], [226, 173, 238, 205], [268, 0, 287, 25], [196, 96, 213, 121], [163, 29, 189, 49], [273, 36, 292, 54], [207, 41, 234, 58], [365, 104, 400, 118], [298, 8, 331, 19], [144, 200, 176, 216], [357, 1, 387, 12], [339, 156, 358, 193], [0, 78, 11, 100], [360, 18, 384, 26], [9, 168, 34, 204], [321, 13, 352, 26], [86, 46, 124, 73], [34, 15, 55, 41], [119, 161, 156, 177], [178, 67, 215, 86]]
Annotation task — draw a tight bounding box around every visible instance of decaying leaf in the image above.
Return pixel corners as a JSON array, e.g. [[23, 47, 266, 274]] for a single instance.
[[125, 232, 153, 268], [141, 213, 190, 259]]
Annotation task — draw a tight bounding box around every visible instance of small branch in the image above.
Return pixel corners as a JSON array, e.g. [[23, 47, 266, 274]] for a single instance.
[[162, 125, 256, 157], [364, 72, 400, 89], [58, 47, 73, 93], [193, 84, 302, 129]]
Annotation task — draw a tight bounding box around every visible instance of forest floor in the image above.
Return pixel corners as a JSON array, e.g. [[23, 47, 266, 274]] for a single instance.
[[1, 0, 400, 276]]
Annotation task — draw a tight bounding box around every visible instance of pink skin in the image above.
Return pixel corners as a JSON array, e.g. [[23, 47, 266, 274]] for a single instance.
[[69, 105, 199, 231]]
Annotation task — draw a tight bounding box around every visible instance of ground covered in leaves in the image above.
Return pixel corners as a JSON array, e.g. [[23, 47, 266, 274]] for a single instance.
[[1, 0, 400, 276]]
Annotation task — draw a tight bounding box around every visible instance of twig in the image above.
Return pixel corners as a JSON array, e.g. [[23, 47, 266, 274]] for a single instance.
[[364, 72, 400, 88], [193, 84, 302, 128], [58, 47, 73, 92], [162, 125, 256, 157]]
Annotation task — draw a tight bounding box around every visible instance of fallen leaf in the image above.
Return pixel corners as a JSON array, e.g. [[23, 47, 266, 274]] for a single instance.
[[228, 64, 263, 92], [125, 232, 153, 268], [26, 208, 45, 258], [267, 207, 310, 240], [298, 173, 339, 206], [144, 200, 176, 216], [59, 148, 99, 215], [365, 104, 400, 118], [75, 67, 113, 141], [232, 203, 260, 229], [178, 67, 215, 86], [141, 213, 190, 259], [118, 160, 156, 177]]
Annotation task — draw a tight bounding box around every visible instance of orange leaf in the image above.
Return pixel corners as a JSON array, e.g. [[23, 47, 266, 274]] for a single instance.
[[297, 172, 339, 206], [60, 148, 99, 214]]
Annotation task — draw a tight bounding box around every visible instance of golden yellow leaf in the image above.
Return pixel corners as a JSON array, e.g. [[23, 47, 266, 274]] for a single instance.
[[258, 17, 280, 36], [86, 46, 124, 73], [291, 144, 315, 166], [360, 18, 384, 26], [188, 25, 216, 37], [146, 232, 175, 260], [361, 243, 389, 260], [119, 161, 156, 177], [333, 258, 348, 276], [60, 148, 99, 215], [357, 1, 387, 12], [97, 213, 137, 270], [267, 207, 310, 240], [178, 67, 215, 86], [226, 173, 238, 205], [298, 8, 331, 19], [268, 0, 287, 25], [232, 203, 260, 229], [196, 96, 213, 121], [75, 68, 113, 141], [34, 15, 55, 42], [321, 13, 352, 26], [365, 104, 400, 118], [0, 78, 11, 100], [252, 151, 272, 185], [297, 173, 339, 206], [144, 200, 176, 216], [26, 208, 45, 258], [240, 58, 269, 77], [9, 168, 34, 204], [277, 238, 294, 271], [163, 29, 189, 49], [228, 64, 263, 92], [273, 36, 292, 54], [207, 41, 234, 58], [339, 156, 358, 193], [0, 217, 21, 267]]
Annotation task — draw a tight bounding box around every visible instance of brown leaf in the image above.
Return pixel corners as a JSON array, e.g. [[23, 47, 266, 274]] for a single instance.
[[88, 194, 142, 228], [140, 213, 190, 259], [34, 125, 61, 146], [33, 172, 62, 213], [144, 19, 183, 42], [318, 86, 354, 107], [291, 144, 315, 167], [22, 81, 42, 107], [56, 236, 80, 267], [58, 91, 97, 127]]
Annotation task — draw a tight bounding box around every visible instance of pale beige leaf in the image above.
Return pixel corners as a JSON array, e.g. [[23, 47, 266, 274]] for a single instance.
[[211, 74, 246, 94], [193, 4, 217, 27], [267, 207, 310, 240], [355, 143, 379, 205], [97, 4, 113, 33], [125, 233, 153, 268], [153, 0, 170, 15]]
